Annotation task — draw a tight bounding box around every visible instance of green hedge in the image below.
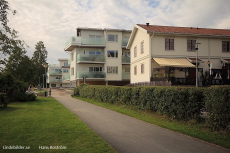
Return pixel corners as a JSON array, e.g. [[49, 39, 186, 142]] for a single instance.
[[73, 85, 230, 132], [204, 86, 230, 132], [74, 85, 204, 121]]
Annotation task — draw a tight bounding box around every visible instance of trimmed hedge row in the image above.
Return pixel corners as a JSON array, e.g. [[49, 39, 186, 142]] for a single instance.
[[204, 86, 230, 131], [74, 85, 204, 121], [74, 85, 230, 132]]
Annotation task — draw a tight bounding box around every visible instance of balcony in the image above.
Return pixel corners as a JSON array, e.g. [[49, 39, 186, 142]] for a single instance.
[[122, 38, 129, 48], [121, 56, 130, 64], [63, 74, 70, 80], [76, 71, 106, 79], [49, 79, 62, 82], [122, 72, 130, 80], [77, 54, 105, 64], [49, 71, 62, 75], [65, 37, 106, 51]]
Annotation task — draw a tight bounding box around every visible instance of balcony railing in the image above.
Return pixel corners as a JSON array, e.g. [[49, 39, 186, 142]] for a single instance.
[[76, 71, 106, 79], [49, 71, 62, 75], [122, 38, 129, 47], [65, 37, 106, 50], [49, 79, 62, 82], [49, 64, 61, 67], [122, 56, 130, 63], [77, 54, 105, 63], [122, 72, 130, 79], [63, 74, 70, 80]]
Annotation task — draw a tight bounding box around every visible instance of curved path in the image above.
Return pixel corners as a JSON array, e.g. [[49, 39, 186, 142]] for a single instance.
[[52, 89, 229, 153]]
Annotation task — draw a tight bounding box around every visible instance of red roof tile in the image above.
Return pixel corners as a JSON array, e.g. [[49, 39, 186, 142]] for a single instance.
[[137, 24, 230, 36]]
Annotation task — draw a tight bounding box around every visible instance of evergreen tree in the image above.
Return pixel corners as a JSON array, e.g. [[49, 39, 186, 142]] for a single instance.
[[32, 41, 48, 86]]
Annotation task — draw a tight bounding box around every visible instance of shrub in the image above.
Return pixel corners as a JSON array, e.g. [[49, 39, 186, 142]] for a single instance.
[[204, 86, 230, 131]]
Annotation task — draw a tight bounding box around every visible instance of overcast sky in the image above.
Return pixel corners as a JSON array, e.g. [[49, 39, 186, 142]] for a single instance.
[[7, 0, 230, 64]]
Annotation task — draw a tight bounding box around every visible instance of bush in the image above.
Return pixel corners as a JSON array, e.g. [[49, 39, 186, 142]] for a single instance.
[[204, 86, 230, 131]]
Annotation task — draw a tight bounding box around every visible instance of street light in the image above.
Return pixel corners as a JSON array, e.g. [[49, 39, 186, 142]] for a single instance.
[[42, 63, 48, 96], [195, 42, 201, 87]]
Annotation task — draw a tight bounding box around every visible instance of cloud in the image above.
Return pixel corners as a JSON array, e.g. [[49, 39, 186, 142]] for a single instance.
[[7, 0, 230, 64]]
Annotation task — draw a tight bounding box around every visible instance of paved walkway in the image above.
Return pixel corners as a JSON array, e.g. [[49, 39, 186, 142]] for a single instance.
[[52, 89, 229, 153]]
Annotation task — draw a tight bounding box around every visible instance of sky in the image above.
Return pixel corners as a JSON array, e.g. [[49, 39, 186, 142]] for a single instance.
[[6, 0, 230, 64]]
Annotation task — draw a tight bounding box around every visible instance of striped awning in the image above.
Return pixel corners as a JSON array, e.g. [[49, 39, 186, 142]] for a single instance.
[[153, 58, 195, 67]]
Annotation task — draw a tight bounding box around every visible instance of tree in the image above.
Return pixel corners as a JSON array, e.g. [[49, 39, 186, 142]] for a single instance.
[[4, 47, 35, 84], [32, 41, 48, 86], [0, 0, 26, 70]]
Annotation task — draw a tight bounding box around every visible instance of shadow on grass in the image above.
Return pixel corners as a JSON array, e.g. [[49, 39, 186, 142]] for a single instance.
[[0, 106, 20, 112]]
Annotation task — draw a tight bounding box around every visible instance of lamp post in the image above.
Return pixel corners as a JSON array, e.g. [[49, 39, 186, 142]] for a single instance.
[[42, 63, 48, 96], [42, 74, 45, 88], [195, 42, 201, 87]]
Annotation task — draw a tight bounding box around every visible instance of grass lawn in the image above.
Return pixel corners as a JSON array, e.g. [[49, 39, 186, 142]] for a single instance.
[[75, 97, 230, 150], [0, 97, 116, 153]]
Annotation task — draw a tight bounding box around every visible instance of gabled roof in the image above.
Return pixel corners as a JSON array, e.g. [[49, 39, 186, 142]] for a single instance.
[[138, 24, 230, 36], [127, 24, 230, 49]]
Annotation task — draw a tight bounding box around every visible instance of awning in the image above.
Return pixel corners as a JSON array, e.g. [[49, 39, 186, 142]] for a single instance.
[[153, 58, 195, 67], [187, 58, 204, 63], [220, 58, 230, 63]]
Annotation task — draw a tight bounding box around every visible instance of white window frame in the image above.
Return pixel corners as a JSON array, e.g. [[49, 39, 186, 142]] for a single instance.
[[89, 51, 102, 55], [107, 66, 118, 74], [89, 35, 102, 39], [89, 67, 103, 72], [63, 69, 68, 73], [107, 34, 118, 42]]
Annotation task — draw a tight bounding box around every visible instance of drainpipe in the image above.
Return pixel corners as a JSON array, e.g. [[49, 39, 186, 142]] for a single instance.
[[150, 33, 154, 81]]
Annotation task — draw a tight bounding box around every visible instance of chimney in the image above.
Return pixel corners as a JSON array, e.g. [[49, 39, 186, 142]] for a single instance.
[[146, 23, 149, 26]]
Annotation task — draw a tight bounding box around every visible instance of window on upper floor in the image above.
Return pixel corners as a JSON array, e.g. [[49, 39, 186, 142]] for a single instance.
[[125, 67, 130, 72], [140, 41, 144, 54], [55, 69, 61, 73], [123, 52, 130, 56], [141, 63, 144, 74], [107, 50, 118, 58], [89, 51, 102, 55], [63, 69, 68, 73], [89, 67, 103, 72], [107, 34, 118, 42], [165, 38, 174, 50], [187, 40, 196, 51], [134, 65, 137, 75], [134, 46, 137, 57], [64, 62, 68, 66], [107, 66, 118, 74], [222, 41, 230, 52]]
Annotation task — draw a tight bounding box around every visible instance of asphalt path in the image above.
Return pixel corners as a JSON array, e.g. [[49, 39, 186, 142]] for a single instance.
[[52, 89, 229, 153]]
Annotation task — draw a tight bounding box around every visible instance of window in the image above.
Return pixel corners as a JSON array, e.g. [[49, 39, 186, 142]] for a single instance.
[[165, 38, 174, 50], [222, 41, 230, 52], [187, 40, 196, 51], [107, 34, 118, 42], [134, 66, 137, 75], [89, 35, 102, 39], [125, 68, 130, 72], [140, 41, 144, 53], [107, 50, 118, 58], [134, 46, 137, 57], [123, 52, 130, 56], [107, 66, 118, 74], [63, 69, 68, 73], [89, 67, 102, 72], [55, 69, 61, 73], [141, 63, 144, 74], [64, 62, 68, 66], [89, 51, 102, 55]]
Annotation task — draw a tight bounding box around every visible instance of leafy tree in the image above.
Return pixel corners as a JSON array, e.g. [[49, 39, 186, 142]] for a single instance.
[[32, 41, 48, 86], [0, 0, 26, 70], [4, 47, 35, 84]]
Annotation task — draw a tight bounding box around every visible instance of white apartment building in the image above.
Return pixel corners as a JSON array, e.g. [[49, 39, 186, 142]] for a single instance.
[[47, 58, 75, 88], [64, 27, 131, 86], [127, 23, 230, 86]]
